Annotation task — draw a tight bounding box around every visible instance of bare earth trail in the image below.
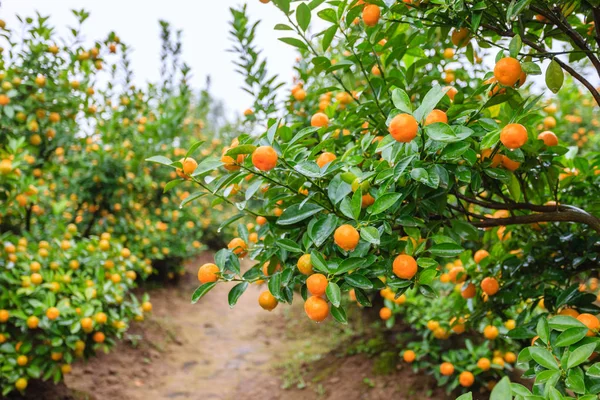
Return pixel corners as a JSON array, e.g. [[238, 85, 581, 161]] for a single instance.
[[51, 253, 448, 400]]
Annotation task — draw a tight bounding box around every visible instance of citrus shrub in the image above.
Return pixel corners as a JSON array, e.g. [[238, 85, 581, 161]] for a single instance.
[[148, 0, 600, 396], [0, 227, 149, 395], [0, 11, 229, 395]]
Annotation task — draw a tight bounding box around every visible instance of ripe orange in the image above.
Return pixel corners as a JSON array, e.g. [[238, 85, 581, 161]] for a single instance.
[[459, 371, 475, 387], [0, 94, 9, 106], [311, 112, 329, 127], [198, 263, 219, 283], [252, 146, 278, 171], [538, 131, 558, 146], [297, 254, 313, 275], [176, 157, 197, 178], [473, 249, 489, 264], [577, 313, 600, 336], [15, 378, 27, 391], [256, 216, 267, 225], [362, 4, 380, 27], [27, 316, 39, 329], [504, 352, 517, 363], [451, 27, 470, 47], [17, 355, 28, 366], [440, 362, 455, 376], [293, 88, 306, 101], [483, 325, 499, 340], [425, 109, 448, 126], [334, 224, 360, 251], [389, 113, 418, 142], [307, 273, 328, 296], [361, 193, 375, 208], [481, 277, 500, 295], [403, 350, 416, 362], [494, 57, 522, 86], [390, 255, 416, 280], [142, 302, 152, 313], [0, 309, 9, 322], [504, 319, 516, 330], [379, 307, 392, 320], [304, 296, 329, 322], [258, 290, 278, 311], [500, 123, 528, 149], [559, 308, 579, 318], [461, 283, 476, 299], [544, 116, 557, 129], [477, 357, 491, 371], [427, 320, 439, 331], [221, 148, 244, 171], [95, 312, 108, 324], [445, 86, 458, 101], [46, 307, 60, 320], [93, 331, 105, 343], [316, 152, 337, 168], [501, 155, 520, 171], [81, 317, 93, 333], [448, 266, 466, 283], [228, 238, 248, 257], [443, 48, 454, 59]]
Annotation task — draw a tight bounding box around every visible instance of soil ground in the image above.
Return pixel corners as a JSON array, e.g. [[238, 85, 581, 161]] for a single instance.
[[14, 253, 451, 400]]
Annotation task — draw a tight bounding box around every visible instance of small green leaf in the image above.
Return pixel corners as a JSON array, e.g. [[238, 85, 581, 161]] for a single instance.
[[192, 282, 217, 304], [490, 376, 512, 400], [545, 59, 564, 93], [370, 192, 402, 215], [228, 282, 248, 308], [567, 342, 596, 369], [529, 347, 559, 370], [326, 282, 341, 307], [296, 3, 312, 31], [345, 274, 373, 289], [392, 88, 412, 113], [554, 327, 589, 347], [360, 226, 380, 245], [277, 203, 324, 225], [330, 305, 348, 324]]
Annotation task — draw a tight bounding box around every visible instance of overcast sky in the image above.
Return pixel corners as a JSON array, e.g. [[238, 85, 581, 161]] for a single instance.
[[1, 0, 308, 115]]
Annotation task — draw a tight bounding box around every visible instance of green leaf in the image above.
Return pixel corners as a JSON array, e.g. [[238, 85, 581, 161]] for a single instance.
[[567, 342, 596, 369], [191, 282, 217, 304], [360, 226, 380, 245], [219, 213, 245, 232], [522, 62, 542, 75], [279, 37, 308, 50], [587, 362, 600, 378], [330, 305, 348, 324], [185, 140, 205, 158], [370, 192, 402, 215], [310, 251, 330, 273], [192, 157, 222, 176], [424, 123, 456, 142], [545, 59, 564, 94], [163, 179, 182, 193], [345, 274, 373, 289], [490, 376, 512, 400], [536, 318, 550, 344], [225, 144, 256, 157], [549, 315, 586, 331], [428, 243, 463, 257], [277, 203, 324, 225], [392, 88, 412, 113], [554, 327, 589, 347], [277, 239, 303, 253], [413, 85, 448, 122], [322, 25, 337, 51], [228, 282, 248, 308], [455, 394, 472, 400], [508, 35, 522, 58], [529, 347, 559, 370], [146, 155, 174, 167], [308, 214, 338, 247], [418, 269, 437, 285], [566, 367, 586, 394], [296, 3, 312, 31], [326, 282, 341, 307]]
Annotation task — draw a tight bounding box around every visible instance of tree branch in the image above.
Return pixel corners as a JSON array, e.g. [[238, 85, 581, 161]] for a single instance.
[[471, 211, 600, 233]]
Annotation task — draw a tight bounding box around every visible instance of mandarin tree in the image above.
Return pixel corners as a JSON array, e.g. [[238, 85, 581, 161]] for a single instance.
[[150, 0, 600, 396]]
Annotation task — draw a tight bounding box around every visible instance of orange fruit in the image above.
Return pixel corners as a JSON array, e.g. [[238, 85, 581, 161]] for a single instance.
[[389, 113, 418, 142], [15, 378, 27, 391], [427, 320, 439, 331], [93, 331, 105, 343], [403, 350, 416, 362], [494, 57, 522, 86], [258, 290, 278, 311], [27, 316, 39, 329], [577, 313, 600, 336], [461, 283, 476, 299], [17, 355, 28, 366], [316, 152, 337, 168], [445, 86, 458, 101], [311, 112, 329, 127], [477, 357, 491, 371], [176, 157, 198, 178], [46, 307, 60, 320], [481, 277, 499, 295], [459, 371, 475, 387], [252, 146, 278, 171], [81, 317, 93, 333], [362, 4, 380, 27], [0, 309, 9, 322], [501, 155, 520, 171], [228, 238, 248, 257], [481, 149, 502, 167], [424, 109, 448, 126], [451, 28, 470, 47], [544, 116, 557, 129], [256, 216, 267, 225], [334, 224, 360, 251], [307, 273, 328, 296], [0, 94, 9, 106], [379, 307, 392, 320], [483, 325, 499, 340], [559, 308, 579, 318], [221, 148, 244, 171], [304, 296, 329, 322], [198, 263, 219, 283], [293, 88, 306, 101], [141, 302, 152, 313], [473, 249, 489, 264], [393, 254, 418, 280], [297, 254, 313, 275], [448, 266, 466, 283], [440, 362, 455, 376], [538, 131, 558, 146], [361, 193, 375, 208], [500, 123, 528, 149], [95, 312, 108, 324], [504, 352, 517, 363]]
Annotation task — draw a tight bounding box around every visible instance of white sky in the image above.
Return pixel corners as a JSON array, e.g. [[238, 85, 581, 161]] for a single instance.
[[1, 0, 307, 115]]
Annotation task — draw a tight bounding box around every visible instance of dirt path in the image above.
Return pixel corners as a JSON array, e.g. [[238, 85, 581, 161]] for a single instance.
[[34, 253, 449, 400]]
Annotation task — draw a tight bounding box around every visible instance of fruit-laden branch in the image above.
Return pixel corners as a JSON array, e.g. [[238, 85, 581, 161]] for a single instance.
[[453, 193, 600, 233]]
